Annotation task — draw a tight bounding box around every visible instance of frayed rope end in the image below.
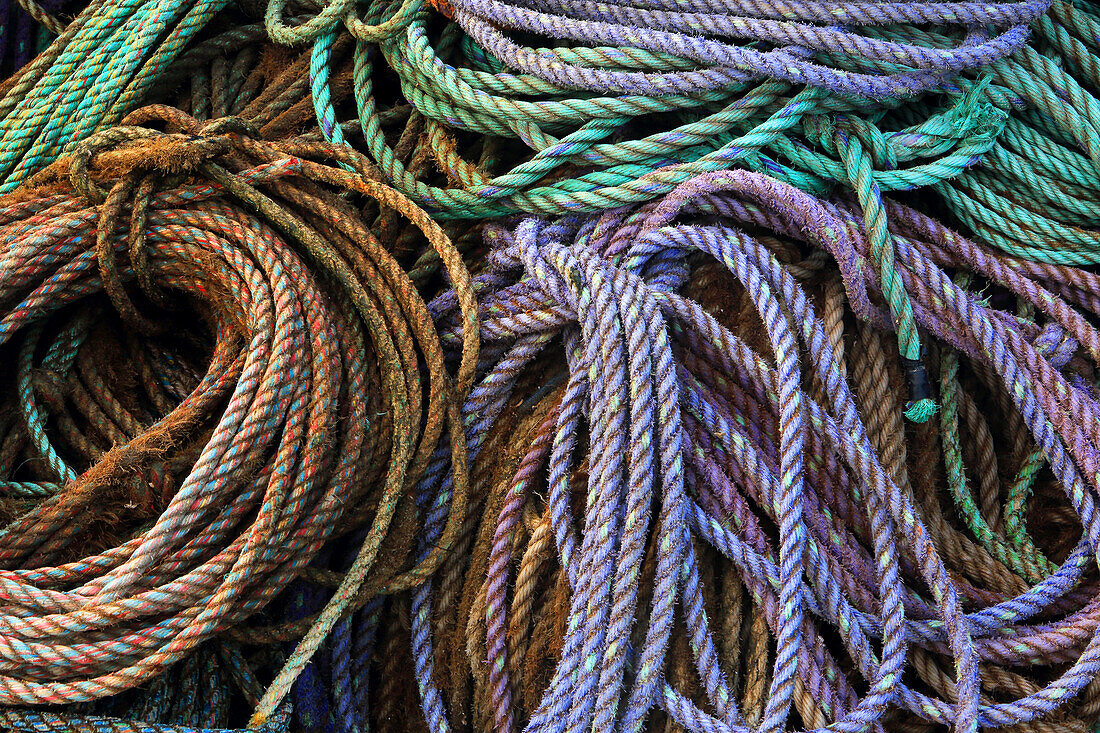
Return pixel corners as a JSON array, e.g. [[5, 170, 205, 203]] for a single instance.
[[904, 397, 938, 424]]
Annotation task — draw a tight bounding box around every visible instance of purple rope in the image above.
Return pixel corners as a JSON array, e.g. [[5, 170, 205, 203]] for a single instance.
[[447, 0, 1050, 99], [415, 168, 1100, 732]]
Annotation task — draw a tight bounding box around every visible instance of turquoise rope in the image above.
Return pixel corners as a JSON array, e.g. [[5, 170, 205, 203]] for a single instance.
[[0, 0, 230, 192]]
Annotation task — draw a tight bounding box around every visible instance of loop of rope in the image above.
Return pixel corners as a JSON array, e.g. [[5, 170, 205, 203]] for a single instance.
[[0, 105, 477, 720], [929, 0, 1100, 265], [294, 0, 1008, 221], [445, 0, 1044, 100], [4, 5, 1100, 733], [406, 168, 1100, 732]]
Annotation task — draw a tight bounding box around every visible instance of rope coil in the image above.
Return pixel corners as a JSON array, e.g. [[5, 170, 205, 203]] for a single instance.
[[2, 0, 1100, 730], [413, 169, 1100, 732], [0, 107, 477, 721]]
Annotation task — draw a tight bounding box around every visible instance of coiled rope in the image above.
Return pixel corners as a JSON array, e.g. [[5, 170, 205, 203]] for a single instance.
[[442, 0, 1047, 99], [3, 0, 1100, 730], [927, 0, 1100, 265], [18, 162, 1099, 732], [294, 0, 1055, 418], [0, 104, 478, 726]]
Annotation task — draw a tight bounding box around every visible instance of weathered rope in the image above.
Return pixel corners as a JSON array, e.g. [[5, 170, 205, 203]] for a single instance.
[[293, 0, 1042, 417], [0, 105, 477, 725], [927, 0, 1100, 265], [410, 169, 1100, 732], [0, 0, 235, 193], [4, 1, 1100, 729], [301, 0, 1008, 220], [442, 0, 1047, 99]]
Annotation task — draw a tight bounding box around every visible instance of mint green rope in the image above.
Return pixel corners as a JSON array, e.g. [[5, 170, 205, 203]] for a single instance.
[[298, 0, 1011, 415], [933, 0, 1100, 264], [311, 1, 1006, 221], [0, 0, 230, 192]]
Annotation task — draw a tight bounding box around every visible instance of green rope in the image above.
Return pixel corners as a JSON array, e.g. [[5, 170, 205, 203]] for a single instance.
[[940, 346, 1055, 583], [0, 0, 230, 192], [296, 0, 1100, 275], [304, 1, 1006, 221], [933, 0, 1100, 264], [295, 0, 1017, 414]]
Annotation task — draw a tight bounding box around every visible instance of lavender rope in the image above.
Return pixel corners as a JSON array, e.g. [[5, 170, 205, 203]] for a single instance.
[[409, 168, 1100, 732], [446, 0, 1050, 99]]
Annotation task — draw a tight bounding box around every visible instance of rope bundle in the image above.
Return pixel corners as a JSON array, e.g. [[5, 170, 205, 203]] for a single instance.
[[928, 0, 1100, 265], [283, 0, 1100, 389], [294, 0, 1033, 408], [0, 0, 237, 194], [3, 0, 1100, 729], [441, 0, 1047, 99], [0, 106, 477, 725], [399, 169, 1100, 732], [296, 0, 1007, 219]]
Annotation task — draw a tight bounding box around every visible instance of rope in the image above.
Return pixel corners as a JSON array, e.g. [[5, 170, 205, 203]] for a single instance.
[[411, 169, 1100, 732], [0, 0, 233, 194], [3, 2, 1100, 731], [298, 1, 1007, 220], [443, 0, 1046, 99], [293, 0, 1030, 414], [0, 100, 477, 724], [928, 0, 1100, 265]]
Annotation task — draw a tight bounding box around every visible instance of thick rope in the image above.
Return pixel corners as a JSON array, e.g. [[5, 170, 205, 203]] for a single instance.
[[0, 104, 477, 725]]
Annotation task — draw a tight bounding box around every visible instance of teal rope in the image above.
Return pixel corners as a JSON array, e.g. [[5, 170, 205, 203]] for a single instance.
[[304, 1, 1007, 220], [932, 0, 1100, 264], [302, 0, 1013, 416], [0, 0, 230, 192]]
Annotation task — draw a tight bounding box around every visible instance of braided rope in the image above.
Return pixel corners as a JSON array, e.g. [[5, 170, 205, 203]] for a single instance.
[[0, 0, 233, 193]]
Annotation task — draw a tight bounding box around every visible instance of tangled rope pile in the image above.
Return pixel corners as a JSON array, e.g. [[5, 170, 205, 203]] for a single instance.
[[441, 0, 1047, 98], [928, 0, 1100, 265], [286, 0, 1100, 278], [285, 0, 1100, 369], [296, 0, 1011, 218], [4, 0, 1100, 728], [389, 169, 1099, 732], [0, 106, 478, 728], [293, 0, 1055, 413]]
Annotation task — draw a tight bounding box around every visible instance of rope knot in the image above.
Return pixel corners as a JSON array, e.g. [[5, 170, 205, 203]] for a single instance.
[[200, 116, 263, 139], [832, 115, 897, 171], [93, 171, 171, 336], [801, 115, 897, 170], [69, 125, 239, 206], [801, 115, 838, 155], [63, 116, 262, 334]]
